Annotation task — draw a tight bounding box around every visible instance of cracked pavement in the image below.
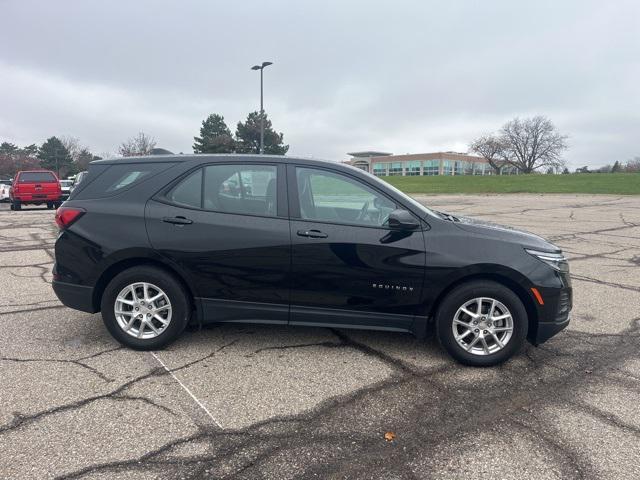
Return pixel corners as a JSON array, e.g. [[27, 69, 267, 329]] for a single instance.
[[1, 194, 639, 479]]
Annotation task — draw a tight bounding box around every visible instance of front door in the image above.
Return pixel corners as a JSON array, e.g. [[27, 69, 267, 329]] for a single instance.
[[288, 165, 426, 331], [146, 162, 290, 324]]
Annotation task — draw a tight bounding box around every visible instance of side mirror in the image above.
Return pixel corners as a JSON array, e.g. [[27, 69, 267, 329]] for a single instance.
[[388, 209, 420, 230]]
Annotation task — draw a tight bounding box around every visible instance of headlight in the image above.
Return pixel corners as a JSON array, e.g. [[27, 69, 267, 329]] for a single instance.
[[525, 249, 569, 272]]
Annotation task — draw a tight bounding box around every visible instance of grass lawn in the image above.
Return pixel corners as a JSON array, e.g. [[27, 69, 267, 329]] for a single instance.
[[379, 173, 640, 195]]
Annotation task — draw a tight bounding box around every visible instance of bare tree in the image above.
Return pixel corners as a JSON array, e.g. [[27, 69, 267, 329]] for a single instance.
[[469, 134, 507, 174], [499, 116, 568, 173], [625, 156, 640, 172], [118, 132, 157, 157], [60, 136, 82, 161]]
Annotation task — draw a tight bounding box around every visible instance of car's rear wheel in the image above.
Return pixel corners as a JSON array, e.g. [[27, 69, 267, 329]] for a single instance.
[[100, 266, 190, 350], [12, 201, 21, 211], [47, 202, 54, 209], [436, 280, 528, 367]]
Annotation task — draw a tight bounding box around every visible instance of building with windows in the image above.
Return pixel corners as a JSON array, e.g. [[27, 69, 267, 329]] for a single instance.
[[347, 151, 518, 176]]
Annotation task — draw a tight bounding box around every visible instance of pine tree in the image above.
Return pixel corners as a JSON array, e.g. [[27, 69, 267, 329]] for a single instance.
[[38, 137, 73, 177], [193, 114, 235, 153], [611, 160, 621, 173], [235, 112, 289, 155]]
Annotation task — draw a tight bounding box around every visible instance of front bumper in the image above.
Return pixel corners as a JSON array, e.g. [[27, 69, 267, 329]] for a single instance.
[[52, 280, 98, 313], [532, 286, 572, 344]]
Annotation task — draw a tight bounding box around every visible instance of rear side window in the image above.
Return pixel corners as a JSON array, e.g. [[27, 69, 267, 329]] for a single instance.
[[18, 172, 57, 183], [204, 164, 277, 216], [166, 169, 202, 208], [75, 162, 175, 199]]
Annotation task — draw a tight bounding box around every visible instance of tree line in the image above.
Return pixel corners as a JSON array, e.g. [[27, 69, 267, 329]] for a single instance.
[[0, 110, 288, 179]]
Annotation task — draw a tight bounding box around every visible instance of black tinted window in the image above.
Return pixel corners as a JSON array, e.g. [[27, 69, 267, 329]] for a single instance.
[[76, 162, 174, 199], [167, 169, 202, 208], [203, 164, 277, 216], [296, 167, 396, 227], [19, 172, 57, 183]]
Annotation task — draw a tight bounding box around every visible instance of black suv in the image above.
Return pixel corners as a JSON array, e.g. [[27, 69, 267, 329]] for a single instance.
[[52, 155, 571, 366]]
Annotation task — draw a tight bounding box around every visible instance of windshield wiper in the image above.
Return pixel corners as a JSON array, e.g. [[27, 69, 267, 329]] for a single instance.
[[434, 210, 460, 222]]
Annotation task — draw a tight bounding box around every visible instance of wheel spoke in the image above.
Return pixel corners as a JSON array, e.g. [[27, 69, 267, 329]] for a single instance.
[[137, 321, 146, 338], [488, 299, 497, 318], [491, 332, 504, 348], [143, 283, 150, 301], [115, 309, 133, 316], [458, 329, 473, 340], [466, 335, 480, 351], [118, 299, 135, 306], [492, 313, 511, 321], [480, 336, 490, 354], [123, 317, 135, 331], [147, 321, 160, 335], [153, 313, 169, 325], [154, 304, 170, 313], [454, 319, 472, 328], [493, 326, 513, 332], [460, 307, 479, 319], [129, 285, 138, 302], [149, 293, 163, 303]]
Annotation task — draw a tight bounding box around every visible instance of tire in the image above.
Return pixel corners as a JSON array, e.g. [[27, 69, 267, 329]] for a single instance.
[[47, 202, 54, 209], [54, 202, 62, 208], [100, 265, 191, 350], [436, 280, 528, 367], [13, 201, 21, 211]]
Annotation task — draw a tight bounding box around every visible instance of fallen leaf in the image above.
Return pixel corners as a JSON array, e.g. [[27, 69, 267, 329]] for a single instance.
[[384, 431, 396, 442]]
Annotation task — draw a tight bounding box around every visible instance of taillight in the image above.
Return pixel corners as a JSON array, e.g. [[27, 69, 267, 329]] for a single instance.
[[55, 207, 85, 229]]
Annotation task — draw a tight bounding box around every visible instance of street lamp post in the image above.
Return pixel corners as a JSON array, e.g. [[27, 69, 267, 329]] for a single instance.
[[251, 61, 273, 154]]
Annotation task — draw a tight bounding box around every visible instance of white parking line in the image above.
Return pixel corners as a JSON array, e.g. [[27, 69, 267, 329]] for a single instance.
[[150, 351, 223, 429]]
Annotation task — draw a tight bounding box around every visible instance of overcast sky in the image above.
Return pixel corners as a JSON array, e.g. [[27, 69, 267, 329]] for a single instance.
[[1, 0, 638, 168]]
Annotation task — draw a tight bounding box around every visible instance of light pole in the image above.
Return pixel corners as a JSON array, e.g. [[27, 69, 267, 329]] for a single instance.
[[251, 61, 273, 154]]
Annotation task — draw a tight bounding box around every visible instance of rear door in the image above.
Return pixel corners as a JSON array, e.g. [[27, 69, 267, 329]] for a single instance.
[[288, 165, 426, 331], [146, 162, 291, 324]]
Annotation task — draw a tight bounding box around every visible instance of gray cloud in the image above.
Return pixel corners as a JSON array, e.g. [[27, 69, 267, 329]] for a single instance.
[[1, 0, 638, 168]]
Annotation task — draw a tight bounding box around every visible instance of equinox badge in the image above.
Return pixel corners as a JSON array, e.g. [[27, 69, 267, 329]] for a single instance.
[[372, 283, 414, 292]]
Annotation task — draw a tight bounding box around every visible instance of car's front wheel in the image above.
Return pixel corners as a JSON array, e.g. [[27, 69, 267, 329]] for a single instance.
[[100, 266, 190, 350], [436, 280, 528, 367]]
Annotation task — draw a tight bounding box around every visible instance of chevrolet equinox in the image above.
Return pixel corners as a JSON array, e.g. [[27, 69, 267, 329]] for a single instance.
[[52, 155, 572, 366]]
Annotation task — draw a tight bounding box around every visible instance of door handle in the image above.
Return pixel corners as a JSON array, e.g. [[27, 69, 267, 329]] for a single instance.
[[162, 216, 193, 225], [297, 229, 328, 238]]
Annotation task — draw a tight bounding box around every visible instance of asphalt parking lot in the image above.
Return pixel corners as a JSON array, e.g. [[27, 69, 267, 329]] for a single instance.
[[1, 194, 639, 479]]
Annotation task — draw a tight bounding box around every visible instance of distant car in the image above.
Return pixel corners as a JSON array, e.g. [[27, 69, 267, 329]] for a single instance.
[[10, 170, 62, 210], [70, 171, 88, 194], [60, 179, 73, 200], [0, 180, 12, 202]]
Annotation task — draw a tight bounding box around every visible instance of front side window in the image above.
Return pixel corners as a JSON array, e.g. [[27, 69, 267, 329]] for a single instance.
[[296, 167, 396, 227], [203, 164, 277, 216]]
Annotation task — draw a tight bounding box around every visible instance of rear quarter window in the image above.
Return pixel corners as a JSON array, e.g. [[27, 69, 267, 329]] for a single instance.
[[73, 162, 175, 199], [18, 172, 57, 183]]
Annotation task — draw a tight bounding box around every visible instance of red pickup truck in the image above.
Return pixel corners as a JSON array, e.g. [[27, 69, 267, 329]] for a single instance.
[[10, 170, 62, 210]]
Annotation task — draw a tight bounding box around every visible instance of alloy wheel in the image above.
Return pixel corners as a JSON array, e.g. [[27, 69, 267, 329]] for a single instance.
[[114, 282, 172, 339], [451, 297, 514, 356]]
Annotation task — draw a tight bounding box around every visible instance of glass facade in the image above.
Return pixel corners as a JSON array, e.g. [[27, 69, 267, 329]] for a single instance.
[[372, 163, 388, 176], [442, 160, 454, 175], [366, 157, 514, 176], [423, 160, 439, 175], [406, 160, 421, 176], [388, 162, 403, 176]]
